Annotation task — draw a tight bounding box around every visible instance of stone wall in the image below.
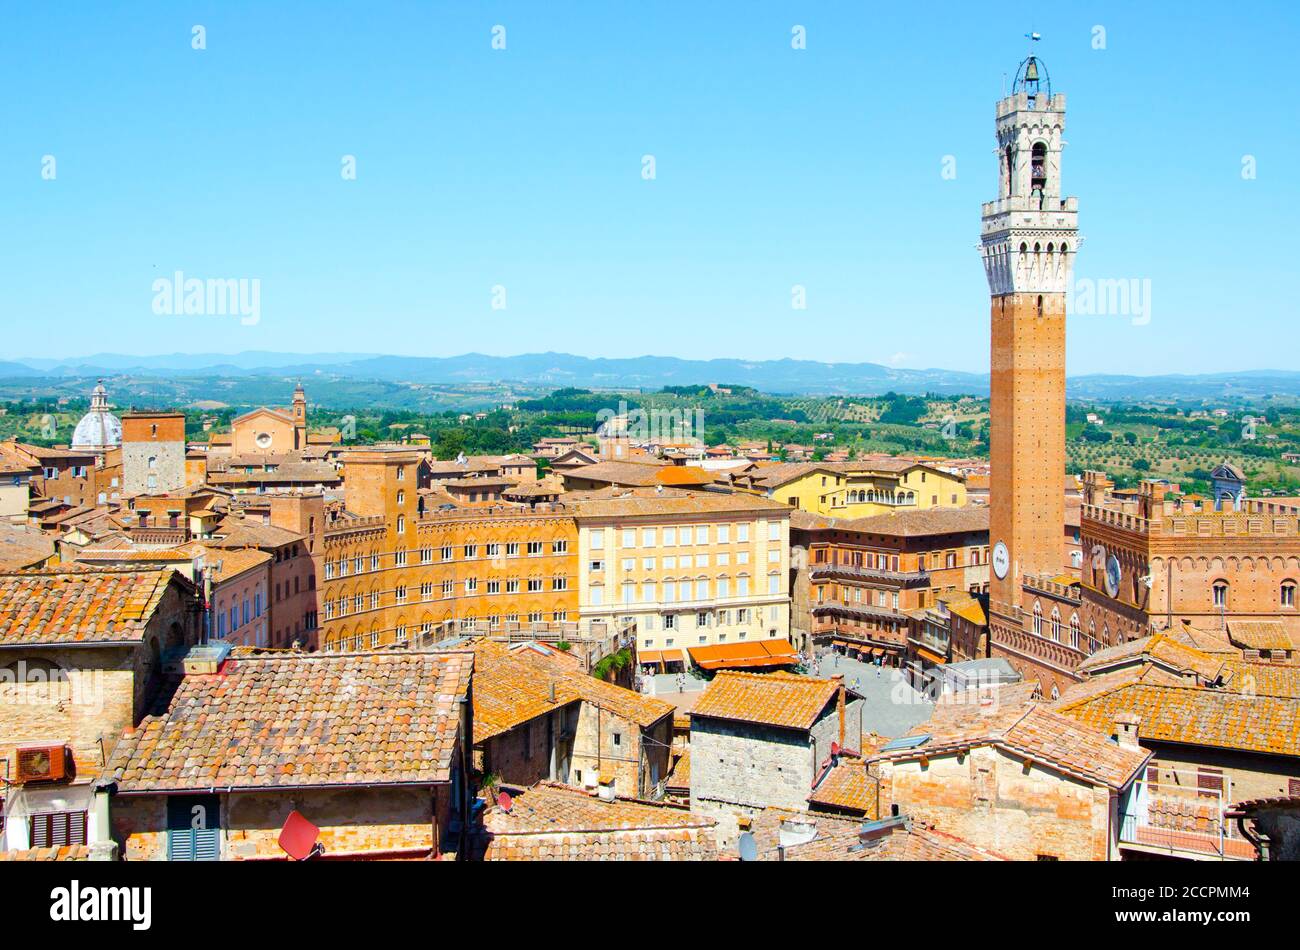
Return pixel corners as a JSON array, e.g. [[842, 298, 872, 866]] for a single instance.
[[879, 744, 1113, 861], [112, 785, 447, 860], [691, 718, 813, 819]]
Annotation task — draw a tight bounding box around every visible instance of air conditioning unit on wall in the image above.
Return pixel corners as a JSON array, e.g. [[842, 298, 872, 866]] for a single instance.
[[15, 744, 71, 784]]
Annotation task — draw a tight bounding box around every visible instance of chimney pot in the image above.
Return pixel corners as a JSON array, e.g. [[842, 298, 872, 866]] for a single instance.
[[1114, 712, 1141, 748]]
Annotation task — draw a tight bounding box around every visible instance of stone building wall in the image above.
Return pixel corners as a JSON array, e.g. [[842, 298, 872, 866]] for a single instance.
[[112, 785, 447, 860], [879, 744, 1113, 861]]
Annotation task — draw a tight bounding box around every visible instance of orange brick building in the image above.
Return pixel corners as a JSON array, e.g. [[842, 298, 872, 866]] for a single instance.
[[318, 449, 578, 651], [794, 507, 989, 666]]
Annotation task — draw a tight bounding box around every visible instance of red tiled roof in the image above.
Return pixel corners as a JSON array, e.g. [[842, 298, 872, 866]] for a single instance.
[[108, 652, 472, 792], [0, 568, 180, 646], [473, 782, 716, 861], [871, 684, 1150, 790], [0, 845, 92, 862], [747, 808, 1006, 861], [692, 671, 839, 731]]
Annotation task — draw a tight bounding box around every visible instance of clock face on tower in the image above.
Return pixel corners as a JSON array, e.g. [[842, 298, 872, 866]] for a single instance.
[[1105, 554, 1122, 598], [992, 541, 1010, 579]]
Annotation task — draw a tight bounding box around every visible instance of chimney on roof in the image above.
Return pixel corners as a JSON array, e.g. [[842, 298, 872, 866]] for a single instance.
[[831, 674, 846, 751], [1114, 712, 1141, 749]]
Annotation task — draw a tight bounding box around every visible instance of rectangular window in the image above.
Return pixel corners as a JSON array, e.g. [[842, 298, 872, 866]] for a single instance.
[[590, 530, 604, 550], [31, 811, 88, 849], [622, 529, 636, 548], [695, 526, 708, 544], [552, 540, 568, 554], [641, 528, 655, 547], [663, 527, 676, 546], [717, 524, 730, 543], [737, 523, 750, 542]]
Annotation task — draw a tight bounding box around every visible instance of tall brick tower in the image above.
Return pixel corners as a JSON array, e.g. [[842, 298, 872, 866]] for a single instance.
[[981, 53, 1078, 617]]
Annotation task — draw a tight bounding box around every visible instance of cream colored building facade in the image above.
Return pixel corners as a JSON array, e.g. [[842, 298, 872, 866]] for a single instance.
[[571, 491, 792, 656]]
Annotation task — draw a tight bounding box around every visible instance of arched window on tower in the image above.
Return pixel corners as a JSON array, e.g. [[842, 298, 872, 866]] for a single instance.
[[1032, 600, 1043, 636], [1031, 141, 1047, 205]]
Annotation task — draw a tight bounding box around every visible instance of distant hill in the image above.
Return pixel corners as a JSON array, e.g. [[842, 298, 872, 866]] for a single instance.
[[3, 351, 1300, 401]]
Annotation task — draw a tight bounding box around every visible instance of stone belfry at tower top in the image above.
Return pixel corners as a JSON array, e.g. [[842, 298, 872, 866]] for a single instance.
[[980, 54, 1079, 297]]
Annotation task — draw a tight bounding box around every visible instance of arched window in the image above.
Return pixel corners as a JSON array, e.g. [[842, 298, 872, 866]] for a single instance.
[[1282, 581, 1296, 609], [1050, 607, 1062, 642], [1213, 581, 1229, 609], [1069, 614, 1081, 649], [1031, 141, 1047, 193], [1032, 600, 1043, 636]]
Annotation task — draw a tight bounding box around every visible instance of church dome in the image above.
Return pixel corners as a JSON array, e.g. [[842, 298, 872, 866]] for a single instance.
[[71, 381, 122, 452]]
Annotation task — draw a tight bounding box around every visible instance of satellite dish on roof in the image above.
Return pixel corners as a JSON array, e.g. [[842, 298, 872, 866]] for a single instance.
[[497, 790, 513, 812], [737, 831, 758, 862]]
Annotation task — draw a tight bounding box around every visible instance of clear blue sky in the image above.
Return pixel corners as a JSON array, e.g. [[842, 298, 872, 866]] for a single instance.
[[2, 2, 1297, 375]]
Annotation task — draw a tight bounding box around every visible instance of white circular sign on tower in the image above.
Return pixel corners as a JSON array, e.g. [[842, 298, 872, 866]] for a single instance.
[[992, 541, 1010, 579]]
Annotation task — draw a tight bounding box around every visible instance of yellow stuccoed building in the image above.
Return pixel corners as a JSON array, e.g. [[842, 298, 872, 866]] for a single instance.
[[734, 460, 967, 519]]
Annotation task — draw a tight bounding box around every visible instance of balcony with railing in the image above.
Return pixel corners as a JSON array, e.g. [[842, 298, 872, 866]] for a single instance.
[[1118, 778, 1255, 861], [809, 562, 930, 589]]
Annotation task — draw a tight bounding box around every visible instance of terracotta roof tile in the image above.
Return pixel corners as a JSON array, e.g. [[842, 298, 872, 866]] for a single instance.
[[748, 808, 1006, 861], [108, 651, 472, 792], [0, 567, 179, 646], [809, 756, 879, 818], [474, 782, 716, 861], [455, 639, 672, 743], [1226, 621, 1295, 652], [1055, 675, 1300, 758], [0, 845, 92, 862], [692, 671, 840, 731], [870, 684, 1150, 790]]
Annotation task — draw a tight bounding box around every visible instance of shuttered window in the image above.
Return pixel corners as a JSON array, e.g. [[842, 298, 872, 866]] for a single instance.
[[29, 811, 87, 848], [1197, 768, 1225, 800], [166, 795, 221, 861]]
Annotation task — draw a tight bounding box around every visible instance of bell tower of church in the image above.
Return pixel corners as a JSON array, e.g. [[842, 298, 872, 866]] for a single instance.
[[981, 52, 1079, 615]]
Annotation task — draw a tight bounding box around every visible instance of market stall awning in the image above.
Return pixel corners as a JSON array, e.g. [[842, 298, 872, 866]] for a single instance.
[[914, 646, 947, 665], [688, 639, 800, 671]]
